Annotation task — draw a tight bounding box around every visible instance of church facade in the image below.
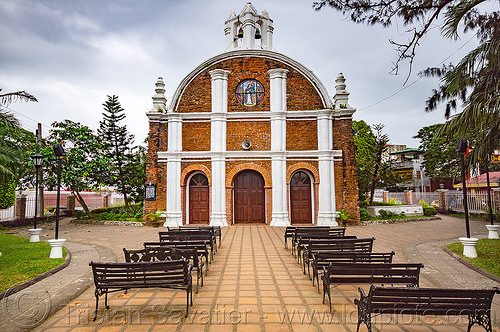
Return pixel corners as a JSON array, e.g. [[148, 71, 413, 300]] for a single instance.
[[145, 3, 359, 227]]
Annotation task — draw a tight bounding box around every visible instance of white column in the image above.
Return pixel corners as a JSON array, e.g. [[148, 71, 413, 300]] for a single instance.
[[317, 110, 338, 226], [269, 68, 289, 226], [165, 114, 182, 227], [209, 69, 230, 227]]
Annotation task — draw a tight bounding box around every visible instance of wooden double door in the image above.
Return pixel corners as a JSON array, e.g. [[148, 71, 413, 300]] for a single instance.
[[234, 170, 266, 223]]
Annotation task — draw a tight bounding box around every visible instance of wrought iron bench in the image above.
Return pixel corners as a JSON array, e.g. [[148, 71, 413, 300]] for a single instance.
[[170, 226, 222, 249], [355, 286, 499, 332], [89, 260, 192, 320], [144, 241, 210, 270], [310, 251, 395, 291], [284, 226, 332, 248], [159, 230, 215, 260], [291, 228, 346, 256], [322, 262, 423, 313], [302, 237, 374, 275], [123, 247, 204, 293]]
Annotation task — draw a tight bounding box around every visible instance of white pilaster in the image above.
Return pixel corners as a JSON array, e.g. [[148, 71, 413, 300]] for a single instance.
[[317, 109, 338, 226], [269, 68, 289, 226], [165, 113, 182, 227], [209, 69, 230, 227]]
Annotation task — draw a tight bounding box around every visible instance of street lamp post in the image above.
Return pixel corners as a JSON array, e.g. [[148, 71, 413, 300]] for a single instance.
[[29, 149, 44, 242], [456, 138, 478, 258], [48, 144, 66, 259]]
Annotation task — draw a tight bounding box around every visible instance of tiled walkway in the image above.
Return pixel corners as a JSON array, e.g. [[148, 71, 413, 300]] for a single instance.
[[31, 218, 499, 331]]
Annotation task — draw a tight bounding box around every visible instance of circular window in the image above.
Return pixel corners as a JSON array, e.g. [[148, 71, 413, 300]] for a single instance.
[[235, 79, 265, 107]]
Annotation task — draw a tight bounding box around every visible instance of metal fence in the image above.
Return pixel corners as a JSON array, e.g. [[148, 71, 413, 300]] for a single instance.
[[387, 192, 405, 203], [412, 192, 439, 205], [446, 191, 496, 213], [0, 191, 126, 222]]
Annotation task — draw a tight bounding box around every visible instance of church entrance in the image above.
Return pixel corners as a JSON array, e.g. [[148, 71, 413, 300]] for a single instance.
[[290, 171, 313, 224], [233, 170, 265, 223], [188, 173, 209, 224]]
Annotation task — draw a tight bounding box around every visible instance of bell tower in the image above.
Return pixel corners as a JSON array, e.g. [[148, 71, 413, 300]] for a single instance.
[[224, 2, 274, 51]]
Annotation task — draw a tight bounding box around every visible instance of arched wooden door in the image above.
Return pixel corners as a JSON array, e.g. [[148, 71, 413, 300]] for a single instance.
[[189, 173, 209, 224], [234, 170, 265, 223], [290, 171, 313, 224]]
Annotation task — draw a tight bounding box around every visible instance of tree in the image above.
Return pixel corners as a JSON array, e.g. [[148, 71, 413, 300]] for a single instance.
[[353, 120, 376, 203], [98, 95, 137, 207], [413, 123, 462, 180], [353, 121, 400, 204], [368, 124, 390, 205], [0, 89, 38, 183], [313, 0, 499, 166], [44, 120, 104, 217]]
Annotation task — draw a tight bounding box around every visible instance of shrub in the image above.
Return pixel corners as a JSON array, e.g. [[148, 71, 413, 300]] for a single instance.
[[419, 199, 430, 208], [423, 207, 437, 216], [0, 176, 15, 209], [360, 208, 371, 221], [378, 210, 405, 219]]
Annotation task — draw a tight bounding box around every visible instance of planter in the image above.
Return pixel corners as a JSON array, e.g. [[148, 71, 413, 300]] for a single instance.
[[28, 228, 42, 242], [366, 205, 424, 218], [48, 238, 66, 259], [485, 224, 499, 239], [459, 237, 478, 258]]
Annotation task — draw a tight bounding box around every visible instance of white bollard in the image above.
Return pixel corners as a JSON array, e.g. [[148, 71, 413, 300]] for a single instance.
[[28, 228, 42, 242], [48, 239, 66, 259], [459, 237, 478, 258]]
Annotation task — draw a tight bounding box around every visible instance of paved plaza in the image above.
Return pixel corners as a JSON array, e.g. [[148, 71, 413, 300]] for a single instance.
[[1, 215, 499, 331]]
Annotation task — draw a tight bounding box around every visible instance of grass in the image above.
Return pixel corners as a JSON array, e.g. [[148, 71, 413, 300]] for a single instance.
[[447, 239, 500, 278], [0, 233, 67, 293], [366, 215, 438, 221]]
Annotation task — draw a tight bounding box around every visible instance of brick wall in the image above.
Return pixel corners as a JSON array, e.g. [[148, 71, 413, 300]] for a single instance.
[[333, 118, 360, 223], [182, 121, 211, 151], [226, 121, 271, 151], [286, 120, 318, 150], [144, 121, 168, 218]]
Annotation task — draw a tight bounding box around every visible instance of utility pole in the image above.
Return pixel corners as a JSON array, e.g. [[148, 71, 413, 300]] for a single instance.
[[37, 123, 44, 218]]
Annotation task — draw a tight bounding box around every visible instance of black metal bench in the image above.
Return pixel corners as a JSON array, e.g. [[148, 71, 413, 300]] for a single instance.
[[159, 230, 215, 260], [297, 235, 357, 265], [144, 241, 210, 271], [284, 226, 332, 248], [89, 260, 193, 320], [123, 247, 204, 293], [310, 251, 395, 290], [291, 228, 346, 256], [322, 262, 423, 313], [355, 286, 500, 332], [302, 237, 374, 276], [170, 226, 222, 249]]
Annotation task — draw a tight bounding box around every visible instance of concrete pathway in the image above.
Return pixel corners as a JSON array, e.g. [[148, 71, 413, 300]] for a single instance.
[[1, 215, 499, 331]]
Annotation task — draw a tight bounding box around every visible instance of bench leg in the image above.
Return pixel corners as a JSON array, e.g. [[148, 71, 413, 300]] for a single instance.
[[93, 289, 101, 322], [468, 312, 492, 332], [186, 289, 189, 318]]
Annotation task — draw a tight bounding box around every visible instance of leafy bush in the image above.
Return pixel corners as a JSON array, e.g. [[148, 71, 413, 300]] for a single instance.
[[0, 176, 15, 209], [360, 208, 371, 221], [378, 209, 406, 219], [419, 199, 430, 208], [423, 207, 437, 216]]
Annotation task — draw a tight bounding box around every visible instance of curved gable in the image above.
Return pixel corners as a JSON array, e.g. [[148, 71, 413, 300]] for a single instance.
[[172, 50, 333, 112]]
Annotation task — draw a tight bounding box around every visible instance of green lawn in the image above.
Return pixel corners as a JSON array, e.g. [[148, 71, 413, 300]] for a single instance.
[[0, 233, 67, 293], [447, 239, 500, 278]]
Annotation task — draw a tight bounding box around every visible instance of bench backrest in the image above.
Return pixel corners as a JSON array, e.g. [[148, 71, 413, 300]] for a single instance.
[[159, 230, 213, 243], [308, 237, 374, 253], [90, 260, 189, 289], [326, 262, 423, 286], [314, 251, 395, 266], [367, 286, 498, 315], [123, 247, 200, 267]]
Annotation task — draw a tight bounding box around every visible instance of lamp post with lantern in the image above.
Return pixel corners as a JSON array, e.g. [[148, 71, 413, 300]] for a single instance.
[[28, 148, 44, 242]]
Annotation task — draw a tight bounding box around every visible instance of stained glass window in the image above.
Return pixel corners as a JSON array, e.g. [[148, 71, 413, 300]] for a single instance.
[[235, 79, 265, 107]]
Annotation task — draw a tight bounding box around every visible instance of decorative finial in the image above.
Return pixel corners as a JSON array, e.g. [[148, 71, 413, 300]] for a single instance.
[[152, 77, 167, 112]]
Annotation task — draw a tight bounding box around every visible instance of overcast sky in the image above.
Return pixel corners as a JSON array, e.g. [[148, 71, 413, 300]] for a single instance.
[[0, 0, 476, 147]]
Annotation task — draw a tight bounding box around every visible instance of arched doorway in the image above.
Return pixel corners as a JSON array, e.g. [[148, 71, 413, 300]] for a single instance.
[[188, 173, 209, 224], [290, 171, 313, 224], [233, 170, 265, 223]]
